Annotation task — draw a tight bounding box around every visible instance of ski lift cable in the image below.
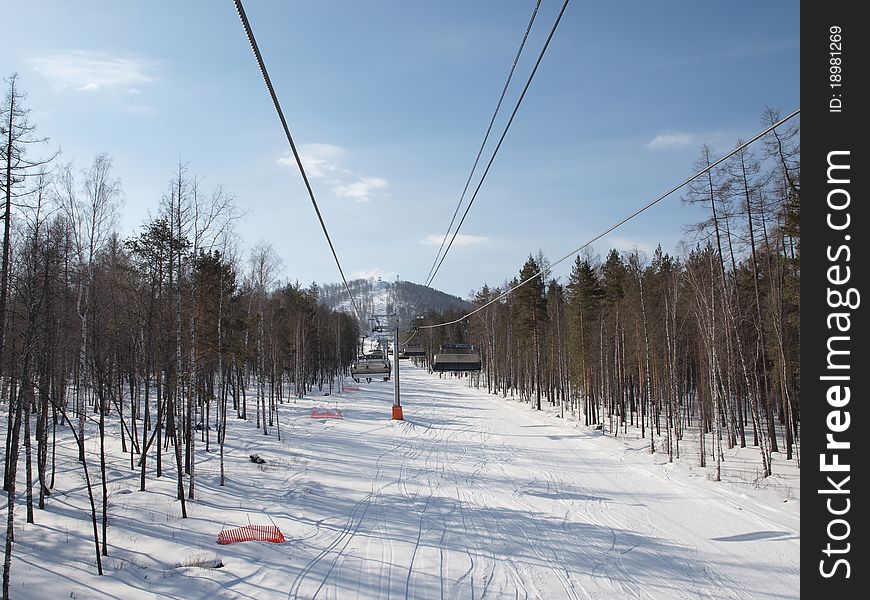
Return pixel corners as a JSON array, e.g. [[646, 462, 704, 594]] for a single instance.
[[411, 0, 569, 316], [419, 108, 801, 330], [420, 0, 571, 296], [233, 0, 364, 323], [415, 0, 544, 304]]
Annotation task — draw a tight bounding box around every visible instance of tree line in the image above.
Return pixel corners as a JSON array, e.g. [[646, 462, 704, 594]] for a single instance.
[[0, 74, 359, 594], [415, 107, 799, 483]]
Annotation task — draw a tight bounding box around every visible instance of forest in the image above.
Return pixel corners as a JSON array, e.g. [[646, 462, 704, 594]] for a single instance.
[[415, 107, 800, 481], [0, 75, 359, 590], [1, 71, 798, 593]]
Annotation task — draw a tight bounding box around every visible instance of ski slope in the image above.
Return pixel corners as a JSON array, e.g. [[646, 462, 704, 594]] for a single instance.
[[7, 364, 799, 599]]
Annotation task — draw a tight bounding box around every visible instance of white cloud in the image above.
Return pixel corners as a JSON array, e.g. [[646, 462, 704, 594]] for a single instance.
[[420, 233, 489, 248], [351, 267, 396, 281], [602, 236, 655, 256], [277, 143, 388, 202], [278, 143, 348, 178], [333, 177, 388, 203], [646, 132, 695, 151], [31, 51, 156, 92]]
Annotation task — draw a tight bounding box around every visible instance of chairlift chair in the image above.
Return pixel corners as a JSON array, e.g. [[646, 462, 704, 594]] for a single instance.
[[402, 344, 426, 358], [432, 343, 481, 372], [350, 351, 391, 383]]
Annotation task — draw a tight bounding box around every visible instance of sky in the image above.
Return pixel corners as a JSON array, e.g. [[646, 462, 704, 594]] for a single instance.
[[1, 1, 799, 299]]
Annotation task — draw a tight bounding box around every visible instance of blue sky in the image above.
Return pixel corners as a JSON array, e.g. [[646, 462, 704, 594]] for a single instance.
[[2, 1, 799, 298]]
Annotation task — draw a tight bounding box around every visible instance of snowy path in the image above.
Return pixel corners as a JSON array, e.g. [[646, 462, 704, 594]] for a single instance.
[[8, 364, 799, 599], [277, 365, 798, 600]]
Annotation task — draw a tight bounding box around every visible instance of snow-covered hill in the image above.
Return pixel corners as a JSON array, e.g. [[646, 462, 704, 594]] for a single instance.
[[319, 278, 471, 328]]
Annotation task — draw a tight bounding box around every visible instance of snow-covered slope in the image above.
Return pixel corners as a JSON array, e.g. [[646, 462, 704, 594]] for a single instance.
[[4, 366, 799, 599]]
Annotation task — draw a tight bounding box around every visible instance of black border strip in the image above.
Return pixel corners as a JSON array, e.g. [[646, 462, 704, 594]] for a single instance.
[[802, 2, 868, 595]]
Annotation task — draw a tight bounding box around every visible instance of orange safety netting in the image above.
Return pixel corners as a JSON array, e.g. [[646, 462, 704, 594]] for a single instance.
[[310, 409, 343, 419], [217, 525, 285, 545]]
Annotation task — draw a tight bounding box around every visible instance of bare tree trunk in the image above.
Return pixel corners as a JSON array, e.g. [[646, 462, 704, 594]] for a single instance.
[[709, 255, 722, 481], [37, 358, 50, 508], [3, 383, 23, 600], [62, 405, 104, 576], [99, 382, 108, 555], [637, 269, 654, 453], [167, 392, 187, 518], [23, 384, 34, 524], [738, 151, 778, 457], [0, 90, 15, 495]]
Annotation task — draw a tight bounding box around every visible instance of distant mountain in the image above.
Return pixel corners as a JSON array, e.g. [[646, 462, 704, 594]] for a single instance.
[[318, 278, 470, 327], [391, 280, 471, 317]]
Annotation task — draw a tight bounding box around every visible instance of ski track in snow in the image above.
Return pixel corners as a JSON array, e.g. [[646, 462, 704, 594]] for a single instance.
[[277, 367, 797, 599], [5, 364, 799, 599]]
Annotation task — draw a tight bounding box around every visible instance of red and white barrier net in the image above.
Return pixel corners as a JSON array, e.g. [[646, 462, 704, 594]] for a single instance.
[[310, 408, 343, 419], [217, 524, 285, 545]]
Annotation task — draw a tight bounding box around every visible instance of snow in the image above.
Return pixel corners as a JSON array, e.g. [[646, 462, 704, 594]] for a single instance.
[[4, 365, 799, 599], [332, 278, 394, 327]]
